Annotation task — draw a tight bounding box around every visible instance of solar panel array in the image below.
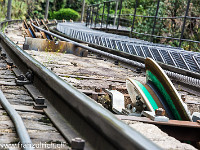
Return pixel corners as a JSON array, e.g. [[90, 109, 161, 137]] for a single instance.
[[57, 23, 200, 73]]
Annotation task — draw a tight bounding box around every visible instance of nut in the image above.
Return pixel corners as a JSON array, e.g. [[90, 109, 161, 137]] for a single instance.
[[155, 108, 165, 116], [109, 85, 116, 90], [71, 137, 85, 150], [181, 95, 186, 101], [136, 68, 142, 73], [95, 87, 102, 93]]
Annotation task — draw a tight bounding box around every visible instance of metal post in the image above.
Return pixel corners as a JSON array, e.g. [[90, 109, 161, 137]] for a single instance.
[[6, 0, 12, 20], [88, 6, 92, 26], [151, 0, 160, 42], [130, 0, 138, 38], [106, 2, 111, 29], [117, 0, 123, 30], [81, 0, 86, 22], [86, 6, 90, 26], [95, 4, 100, 28], [101, 2, 106, 28], [179, 0, 191, 47], [114, 0, 119, 26], [45, 0, 50, 19], [91, 5, 95, 27]]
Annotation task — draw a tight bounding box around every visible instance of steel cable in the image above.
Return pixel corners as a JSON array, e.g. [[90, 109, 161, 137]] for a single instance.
[[0, 90, 34, 150]]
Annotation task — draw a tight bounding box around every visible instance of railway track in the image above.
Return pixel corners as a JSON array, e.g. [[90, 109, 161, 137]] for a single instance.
[[0, 20, 163, 150], [0, 39, 68, 149], [48, 22, 200, 96], [1, 20, 200, 149], [57, 22, 200, 74]]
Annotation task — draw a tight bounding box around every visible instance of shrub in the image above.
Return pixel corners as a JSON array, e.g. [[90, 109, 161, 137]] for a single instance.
[[52, 8, 80, 21]]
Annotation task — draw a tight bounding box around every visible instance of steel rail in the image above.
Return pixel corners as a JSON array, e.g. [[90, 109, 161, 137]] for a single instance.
[[49, 24, 200, 78], [0, 20, 33, 150], [0, 20, 161, 150], [32, 23, 145, 69], [48, 23, 200, 97], [0, 90, 34, 150]]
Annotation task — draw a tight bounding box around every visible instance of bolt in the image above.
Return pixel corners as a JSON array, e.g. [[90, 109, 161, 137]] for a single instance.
[[126, 104, 132, 110], [1, 53, 6, 57], [71, 138, 85, 150], [181, 95, 186, 102], [23, 44, 29, 50], [25, 71, 33, 82], [26, 72, 31, 79], [7, 62, 13, 67], [35, 96, 45, 105], [136, 68, 142, 73], [155, 108, 165, 116], [136, 95, 141, 101], [95, 87, 102, 93], [114, 60, 119, 65], [96, 54, 103, 60], [17, 75, 25, 81], [109, 85, 116, 90]]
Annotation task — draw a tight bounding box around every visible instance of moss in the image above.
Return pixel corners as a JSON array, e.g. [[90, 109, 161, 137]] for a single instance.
[[38, 117, 51, 124], [75, 77, 83, 80], [2, 112, 8, 116], [64, 76, 70, 78]]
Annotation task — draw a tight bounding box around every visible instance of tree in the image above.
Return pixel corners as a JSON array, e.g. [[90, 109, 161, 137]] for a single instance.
[[45, 0, 50, 19], [81, 0, 85, 22], [7, 0, 12, 20]]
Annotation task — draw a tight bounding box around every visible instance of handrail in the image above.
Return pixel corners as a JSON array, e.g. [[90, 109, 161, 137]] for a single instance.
[[86, 0, 200, 47]]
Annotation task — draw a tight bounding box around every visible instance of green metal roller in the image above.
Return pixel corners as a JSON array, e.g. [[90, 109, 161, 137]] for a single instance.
[[126, 58, 191, 121]]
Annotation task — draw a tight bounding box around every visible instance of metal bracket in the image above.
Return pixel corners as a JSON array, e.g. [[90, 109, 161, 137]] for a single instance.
[[192, 112, 200, 122], [71, 138, 85, 150], [15, 70, 34, 85], [24, 84, 47, 110], [25, 70, 34, 82], [122, 108, 142, 117], [104, 89, 125, 114], [15, 74, 31, 85], [1, 53, 6, 59], [33, 102, 47, 110], [142, 111, 169, 122]]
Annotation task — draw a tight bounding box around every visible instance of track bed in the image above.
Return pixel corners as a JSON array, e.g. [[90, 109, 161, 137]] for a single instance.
[[2, 21, 200, 150]]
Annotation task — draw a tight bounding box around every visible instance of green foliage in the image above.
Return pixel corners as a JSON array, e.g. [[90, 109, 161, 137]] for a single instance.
[[66, 0, 83, 12], [88, 0, 200, 52], [1, 22, 8, 32], [11, 0, 27, 20], [26, 0, 46, 19], [0, 0, 27, 21], [50, 8, 80, 21], [0, 0, 199, 52]]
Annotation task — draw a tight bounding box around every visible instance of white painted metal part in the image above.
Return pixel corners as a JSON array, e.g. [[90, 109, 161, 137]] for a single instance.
[[105, 89, 125, 114]]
